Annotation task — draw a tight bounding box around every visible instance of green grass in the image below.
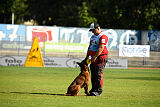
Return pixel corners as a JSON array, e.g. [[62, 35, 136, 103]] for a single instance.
[[0, 66, 160, 107]]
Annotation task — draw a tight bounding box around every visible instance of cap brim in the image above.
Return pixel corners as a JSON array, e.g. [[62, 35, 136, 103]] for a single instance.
[[89, 29, 94, 31]]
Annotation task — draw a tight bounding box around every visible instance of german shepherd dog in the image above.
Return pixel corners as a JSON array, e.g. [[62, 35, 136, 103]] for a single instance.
[[66, 62, 90, 96]]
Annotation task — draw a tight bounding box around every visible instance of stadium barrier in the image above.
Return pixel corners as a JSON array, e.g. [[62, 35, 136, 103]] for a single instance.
[[0, 56, 128, 69]]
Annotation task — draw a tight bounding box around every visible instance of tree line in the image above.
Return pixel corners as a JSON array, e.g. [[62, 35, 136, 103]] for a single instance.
[[0, 0, 160, 30]]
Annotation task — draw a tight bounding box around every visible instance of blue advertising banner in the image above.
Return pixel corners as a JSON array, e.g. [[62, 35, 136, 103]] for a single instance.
[[148, 31, 160, 51], [0, 24, 26, 41], [102, 29, 140, 49]]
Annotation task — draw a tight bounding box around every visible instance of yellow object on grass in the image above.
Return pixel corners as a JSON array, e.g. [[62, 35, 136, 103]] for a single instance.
[[24, 37, 44, 67]]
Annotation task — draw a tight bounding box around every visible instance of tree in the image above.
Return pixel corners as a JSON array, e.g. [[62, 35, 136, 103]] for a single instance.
[[116, 0, 160, 30], [0, 0, 14, 24], [92, 0, 160, 30], [11, 0, 28, 24], [78, 2, 97, 27], [1, 0, 159, 30], [0, 0, 28, 24]]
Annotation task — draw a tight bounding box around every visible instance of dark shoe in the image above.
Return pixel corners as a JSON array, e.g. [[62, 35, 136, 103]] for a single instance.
[[89, 91, 101, 96]]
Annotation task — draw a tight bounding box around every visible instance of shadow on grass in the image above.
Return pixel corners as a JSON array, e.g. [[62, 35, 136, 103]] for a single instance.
[[0, 92, 65, 96], [108, 77, 160, 81]]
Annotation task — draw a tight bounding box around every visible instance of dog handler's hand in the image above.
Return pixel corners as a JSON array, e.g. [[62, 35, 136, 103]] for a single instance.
[[91, 44, 104, 63], [91, 56, 97, 63]]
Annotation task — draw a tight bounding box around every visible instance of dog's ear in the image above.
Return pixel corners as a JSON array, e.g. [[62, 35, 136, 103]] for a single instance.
[[77, 62, 85, 69], [77, 62, 82, 67], [81, 60, 88, 66]]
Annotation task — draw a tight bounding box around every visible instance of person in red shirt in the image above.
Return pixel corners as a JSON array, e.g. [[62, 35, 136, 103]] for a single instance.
[[82, 23, 108, 96]]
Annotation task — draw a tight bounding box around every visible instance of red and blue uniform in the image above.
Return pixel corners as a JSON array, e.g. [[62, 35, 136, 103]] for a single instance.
[[89, 31, 108, 57], [89, 31, 108, 96]]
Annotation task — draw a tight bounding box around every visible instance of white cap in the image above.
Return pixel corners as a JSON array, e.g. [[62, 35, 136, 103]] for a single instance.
[[89, 23, 100, 31]]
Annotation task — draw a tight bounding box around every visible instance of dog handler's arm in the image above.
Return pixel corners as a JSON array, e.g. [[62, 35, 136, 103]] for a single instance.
[[91, 44, 105, 63]]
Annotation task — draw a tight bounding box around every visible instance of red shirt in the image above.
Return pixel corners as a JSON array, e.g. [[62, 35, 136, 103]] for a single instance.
[[89, 32, 108, 57]]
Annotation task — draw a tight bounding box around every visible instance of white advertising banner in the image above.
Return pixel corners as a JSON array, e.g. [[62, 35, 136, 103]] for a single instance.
[[26, 26, 59, 49], [26, 26, 59, 42], [119, 45, 150, 57], [0, 56, 128, 69], [106, 58, 128, 69]]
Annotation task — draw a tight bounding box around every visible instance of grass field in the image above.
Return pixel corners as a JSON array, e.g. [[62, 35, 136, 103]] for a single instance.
[[0, 66, 160, 107]]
